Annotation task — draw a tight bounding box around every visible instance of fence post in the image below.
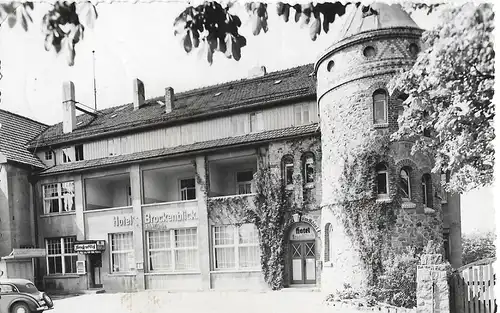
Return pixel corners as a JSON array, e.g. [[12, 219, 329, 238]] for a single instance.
[[417, 253, 452, 313]]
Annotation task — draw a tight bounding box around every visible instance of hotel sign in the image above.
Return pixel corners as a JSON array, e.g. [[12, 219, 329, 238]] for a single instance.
[[289, 223, 316, 241], [144, 210, 198, 230], [74, 240, 106, 254]]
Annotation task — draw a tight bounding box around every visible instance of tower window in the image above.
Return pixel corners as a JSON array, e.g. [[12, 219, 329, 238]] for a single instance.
[[399, 168, 411, 201], [327, 60, 335, 72], [408, 43, 420, 57], [373, 89, 388, 125], [376, 163, 389, 197], [422, 174, 432, 208], [363, 46, 376, 58], [282, 156, 294, 187]]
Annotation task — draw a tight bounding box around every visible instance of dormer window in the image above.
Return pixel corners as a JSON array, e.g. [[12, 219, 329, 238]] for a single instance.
[[62, 148, 72, 164], [75, 145, 84, 161], [44, 151, 53, 161]]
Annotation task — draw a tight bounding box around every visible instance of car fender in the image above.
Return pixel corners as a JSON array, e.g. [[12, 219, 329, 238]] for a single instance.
[[9, 296, 39, 312]]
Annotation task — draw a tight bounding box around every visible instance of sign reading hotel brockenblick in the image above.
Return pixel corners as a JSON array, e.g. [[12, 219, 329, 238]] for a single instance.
[[113, 210, 198, 229]]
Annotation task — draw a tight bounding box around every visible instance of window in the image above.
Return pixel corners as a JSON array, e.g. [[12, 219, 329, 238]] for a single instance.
[[62, 148, 72, 163], [441, 173, 448, 204], [373, 89, 388, 124], [42, 182, 75, 214], [249, 111, 263, 133], [376, 163, 389, 197], [147, 228, 198, 272], [399, 168, 411, 201], [422, 174, 432, 208], [236, 171, 253, 195], [44, 151, 53, 161], [294, 103, 310, 125], [213, 224, 260, 270], [75, 144, 84, 161], [443, 231, 450, 261], [110, 232, 134, 272], [363, 46, 376, 58], [324, 223, 333, 262], [0, 284, 16, 293], [303, 153, 315, 184], [46, 237, 78, 275], [283, 156, 294, 187], [108, 138, 121, 156], [180, 178, 196, 200]]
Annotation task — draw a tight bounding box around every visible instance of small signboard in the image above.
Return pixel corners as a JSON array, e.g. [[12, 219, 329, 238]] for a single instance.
[[74, 240, 106, 254], [289, 223, 316, 241], [76, 261, 86, 275]]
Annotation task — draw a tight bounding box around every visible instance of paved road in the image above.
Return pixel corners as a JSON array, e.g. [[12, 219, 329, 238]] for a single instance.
[[49, 290, 356, 313]]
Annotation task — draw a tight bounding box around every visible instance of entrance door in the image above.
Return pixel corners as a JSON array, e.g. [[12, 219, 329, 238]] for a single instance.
[[89, 254, 102, 288], [291, 241, 316, 285]]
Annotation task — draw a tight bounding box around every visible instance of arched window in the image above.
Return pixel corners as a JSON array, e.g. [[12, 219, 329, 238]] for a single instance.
[[302, 153, 315, 185], [324, 223, 333, 262], [376, 163, 389, 197], [373, 89, 388, 124], [282, 155, 294, 187], [399, 167, 411, 201], [421, 174, 433, 208]]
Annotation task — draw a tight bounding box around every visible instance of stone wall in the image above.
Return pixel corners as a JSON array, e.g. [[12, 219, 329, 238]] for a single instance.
[[416, 254, 451, 313]]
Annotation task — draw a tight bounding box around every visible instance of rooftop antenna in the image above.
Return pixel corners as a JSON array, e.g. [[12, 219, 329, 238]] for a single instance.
[[92, 50, 97, 111]]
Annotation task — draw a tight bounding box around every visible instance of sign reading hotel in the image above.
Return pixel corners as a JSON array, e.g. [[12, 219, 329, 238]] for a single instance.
[[289, 223, 315, 241], [113, 210, 198, 230]]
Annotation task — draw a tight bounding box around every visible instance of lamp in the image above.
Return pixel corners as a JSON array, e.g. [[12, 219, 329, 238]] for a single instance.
[[292, 212, 301, 223]]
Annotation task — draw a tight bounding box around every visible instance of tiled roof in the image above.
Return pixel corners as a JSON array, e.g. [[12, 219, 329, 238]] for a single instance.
[[0, 109, 47, 168], [38, 123, 319, 175], [29, 64, 316, 148]]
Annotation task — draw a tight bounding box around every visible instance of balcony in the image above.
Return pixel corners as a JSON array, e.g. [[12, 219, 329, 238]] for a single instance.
[[84, 173, 131, 211], [142, 164, 196, 204], [208, 155, 257, 198]]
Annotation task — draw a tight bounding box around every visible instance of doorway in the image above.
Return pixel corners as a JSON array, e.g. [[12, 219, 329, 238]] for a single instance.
[[290, 241, 316, 284], [88, 254, 102, 288], [288, 222, 317, 285]]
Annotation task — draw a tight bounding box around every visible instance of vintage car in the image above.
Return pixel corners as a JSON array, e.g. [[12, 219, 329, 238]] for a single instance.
[[0, 278, 53, 313]]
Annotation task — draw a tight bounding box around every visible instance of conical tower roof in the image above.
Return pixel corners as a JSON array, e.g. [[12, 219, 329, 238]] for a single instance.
[[332, 2, 420, 44]]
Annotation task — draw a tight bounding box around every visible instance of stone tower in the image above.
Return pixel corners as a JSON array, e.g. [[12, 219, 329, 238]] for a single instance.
[[315, 3, 461, 293]]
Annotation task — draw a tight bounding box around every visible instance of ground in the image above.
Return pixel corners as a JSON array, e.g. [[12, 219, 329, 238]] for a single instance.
[[49, 290, 358, 313]]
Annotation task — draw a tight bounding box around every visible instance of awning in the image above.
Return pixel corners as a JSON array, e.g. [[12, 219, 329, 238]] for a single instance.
[[2, 249, 47, 260], [74, 240, 106, 254]]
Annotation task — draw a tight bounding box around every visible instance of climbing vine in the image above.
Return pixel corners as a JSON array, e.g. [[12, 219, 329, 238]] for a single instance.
[[330, 136, 400, 286]]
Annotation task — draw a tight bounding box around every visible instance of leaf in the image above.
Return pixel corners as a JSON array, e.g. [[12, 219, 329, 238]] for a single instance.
[[77, 2, 98, 29], [310, 17, 320, 41], [183, 32, 193, 53], [21, 13, 28, 31], [282, 4, 290, 22], [251, 14, 261, 35], [7, 15, 16, 28], [65, 37, 75, 66]]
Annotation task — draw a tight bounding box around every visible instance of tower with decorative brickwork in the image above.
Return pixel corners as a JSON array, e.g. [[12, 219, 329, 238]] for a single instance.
[[314, 3, 462, 293]]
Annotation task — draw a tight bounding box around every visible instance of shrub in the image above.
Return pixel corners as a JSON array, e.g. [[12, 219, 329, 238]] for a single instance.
[[462, 231, 496, 265], [371, 247, 419, 309]]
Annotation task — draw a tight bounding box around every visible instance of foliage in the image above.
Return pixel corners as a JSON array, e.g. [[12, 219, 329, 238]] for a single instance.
[[370, 247, 419, 309], [462, 231, 496, 265], [1, 1, 97, 66], [389, 3, 495, 193], [172, 1, 361, 63], [251, 166, 288, 290], [333, 135, 398, 286], [207, 195, 254, 225]]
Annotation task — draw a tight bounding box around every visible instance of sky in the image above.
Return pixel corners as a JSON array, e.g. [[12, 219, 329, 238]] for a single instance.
[[0, 1, 496, 235]]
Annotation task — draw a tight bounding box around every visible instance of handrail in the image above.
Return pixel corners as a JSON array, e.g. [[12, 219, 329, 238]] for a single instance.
[[456, 257, 497, 272]]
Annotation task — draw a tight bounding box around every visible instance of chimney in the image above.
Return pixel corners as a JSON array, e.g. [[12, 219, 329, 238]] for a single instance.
[[62, 81, 76, 133], [248, 66, 267, 78], [133, 78, 145, 110], [165, 87, 174, 114]]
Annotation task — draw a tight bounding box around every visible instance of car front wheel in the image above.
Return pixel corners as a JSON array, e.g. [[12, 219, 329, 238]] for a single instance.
[[11, 302, 31, 313]]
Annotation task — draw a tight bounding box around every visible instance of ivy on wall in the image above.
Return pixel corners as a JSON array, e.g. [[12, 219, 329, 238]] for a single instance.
[[330, 136, 400, 286]]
